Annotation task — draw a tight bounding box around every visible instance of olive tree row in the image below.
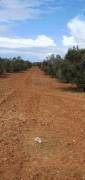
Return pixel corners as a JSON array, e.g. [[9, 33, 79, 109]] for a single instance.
[[40, 47, 85, 90], [0, 56, 32, 74]]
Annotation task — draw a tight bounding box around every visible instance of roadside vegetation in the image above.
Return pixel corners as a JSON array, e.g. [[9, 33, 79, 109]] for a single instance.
[[0, 47, 85, 90], [0, 56, 32, 74], [38, 47, 85, 90]]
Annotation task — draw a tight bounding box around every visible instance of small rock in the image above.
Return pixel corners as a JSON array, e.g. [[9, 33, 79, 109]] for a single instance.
[[34, 137, 42, 144]]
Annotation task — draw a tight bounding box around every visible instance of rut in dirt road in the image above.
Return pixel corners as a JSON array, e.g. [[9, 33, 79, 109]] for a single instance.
[[0, 67, 85, 180]]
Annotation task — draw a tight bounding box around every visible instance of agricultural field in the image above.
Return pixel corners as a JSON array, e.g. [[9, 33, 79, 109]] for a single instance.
[[0, 67, 85, 180]]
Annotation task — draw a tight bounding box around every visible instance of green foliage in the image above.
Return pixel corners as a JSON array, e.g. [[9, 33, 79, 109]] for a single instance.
[[0, 56, 32, 74], [40, 47, 85, 90]]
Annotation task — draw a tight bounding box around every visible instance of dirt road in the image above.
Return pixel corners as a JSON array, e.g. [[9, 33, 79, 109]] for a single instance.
[[0, 67, 85, 180]]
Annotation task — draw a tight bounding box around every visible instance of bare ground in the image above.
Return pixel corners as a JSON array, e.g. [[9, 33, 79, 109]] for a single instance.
[[0, 67, 85, 180]]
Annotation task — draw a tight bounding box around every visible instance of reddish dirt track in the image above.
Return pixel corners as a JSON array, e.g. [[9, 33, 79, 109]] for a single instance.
[[0, 67, 85, 180]]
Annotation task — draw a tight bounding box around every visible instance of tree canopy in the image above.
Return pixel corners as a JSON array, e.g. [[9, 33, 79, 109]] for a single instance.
[[39, 47, 85, 90], [0, 56, 32, 74]]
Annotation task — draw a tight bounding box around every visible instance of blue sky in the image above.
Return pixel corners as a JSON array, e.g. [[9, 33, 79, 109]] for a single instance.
[[0, 0, 85, 61]]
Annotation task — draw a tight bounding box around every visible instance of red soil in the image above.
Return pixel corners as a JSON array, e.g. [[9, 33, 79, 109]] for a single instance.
[[0, 67, 85, 180]]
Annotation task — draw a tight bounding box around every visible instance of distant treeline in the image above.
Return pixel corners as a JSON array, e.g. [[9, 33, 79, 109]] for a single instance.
[[0, 56, 32, 74], [37, 47, 85, 90]]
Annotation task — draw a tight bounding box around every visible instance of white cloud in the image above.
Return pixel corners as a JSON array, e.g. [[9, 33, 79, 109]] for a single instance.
[[0, 46, 65, 61], [63, 17, 85, 47], [0, 0, 58, 21], [0, 35, 56, 48], [0, 34, 66, 61], [63, 35, 77, 46], [0, 35, 60, 60]]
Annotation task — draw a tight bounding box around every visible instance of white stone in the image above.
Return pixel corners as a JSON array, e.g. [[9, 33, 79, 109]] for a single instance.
[[34, 137, 42, 144]]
